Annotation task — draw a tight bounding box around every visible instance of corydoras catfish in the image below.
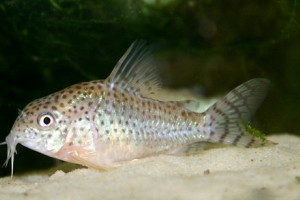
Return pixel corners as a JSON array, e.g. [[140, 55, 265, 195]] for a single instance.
[[2, 40, 273, 177]]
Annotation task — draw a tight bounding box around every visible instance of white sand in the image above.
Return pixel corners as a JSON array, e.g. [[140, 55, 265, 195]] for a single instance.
[[0, 134, 299, 200]]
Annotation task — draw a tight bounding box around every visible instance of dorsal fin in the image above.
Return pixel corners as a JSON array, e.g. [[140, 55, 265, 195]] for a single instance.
[[106, 40, 161, 96]]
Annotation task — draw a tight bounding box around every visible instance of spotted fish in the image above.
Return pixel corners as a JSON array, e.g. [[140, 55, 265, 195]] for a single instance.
[[2, 40, 272, 176]]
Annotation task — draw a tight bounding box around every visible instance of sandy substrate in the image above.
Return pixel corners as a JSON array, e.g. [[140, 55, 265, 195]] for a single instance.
[[0, 134, 299, 200]]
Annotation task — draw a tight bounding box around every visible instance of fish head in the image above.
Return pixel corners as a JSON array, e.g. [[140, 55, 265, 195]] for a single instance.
[[9, 104, 68, 154], [3, 82, 102, 176], [3, 91, 74, 176]]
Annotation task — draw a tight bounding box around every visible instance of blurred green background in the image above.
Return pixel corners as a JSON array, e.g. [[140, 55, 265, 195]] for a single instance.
[[0, 0, 299, 176]]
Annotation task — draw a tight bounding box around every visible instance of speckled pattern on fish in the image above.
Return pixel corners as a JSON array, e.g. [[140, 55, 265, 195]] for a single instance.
[[2, 40, 273, 176]]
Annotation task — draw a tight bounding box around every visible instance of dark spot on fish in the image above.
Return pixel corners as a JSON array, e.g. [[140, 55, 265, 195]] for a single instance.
[[210, 131, 215, 138], [54, 95, 59, 103], [60, 103, 65, 107], [98, 91, 104, 96]]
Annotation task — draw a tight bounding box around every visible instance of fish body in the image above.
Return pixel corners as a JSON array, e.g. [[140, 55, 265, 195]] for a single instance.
[[3, 41, 272, 175]]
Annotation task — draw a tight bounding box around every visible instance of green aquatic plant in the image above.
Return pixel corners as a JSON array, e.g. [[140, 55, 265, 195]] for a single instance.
[[240, 121, 267, 142]]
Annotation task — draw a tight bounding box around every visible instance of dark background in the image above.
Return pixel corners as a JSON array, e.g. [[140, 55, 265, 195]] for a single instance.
[[0, 0, 299, 176]]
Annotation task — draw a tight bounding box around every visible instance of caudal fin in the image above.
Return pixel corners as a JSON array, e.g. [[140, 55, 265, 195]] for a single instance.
[[205, 78, 274, 147]]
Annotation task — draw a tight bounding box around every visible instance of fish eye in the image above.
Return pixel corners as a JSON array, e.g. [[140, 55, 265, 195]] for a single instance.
[[37, 112, 55, 128]]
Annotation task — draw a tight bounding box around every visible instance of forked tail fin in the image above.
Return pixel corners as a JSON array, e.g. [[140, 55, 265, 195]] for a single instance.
[[205, 78, 274, 147]]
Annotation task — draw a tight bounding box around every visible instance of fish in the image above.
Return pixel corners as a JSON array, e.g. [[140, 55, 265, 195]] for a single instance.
[[2, 40, 273, 177]]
